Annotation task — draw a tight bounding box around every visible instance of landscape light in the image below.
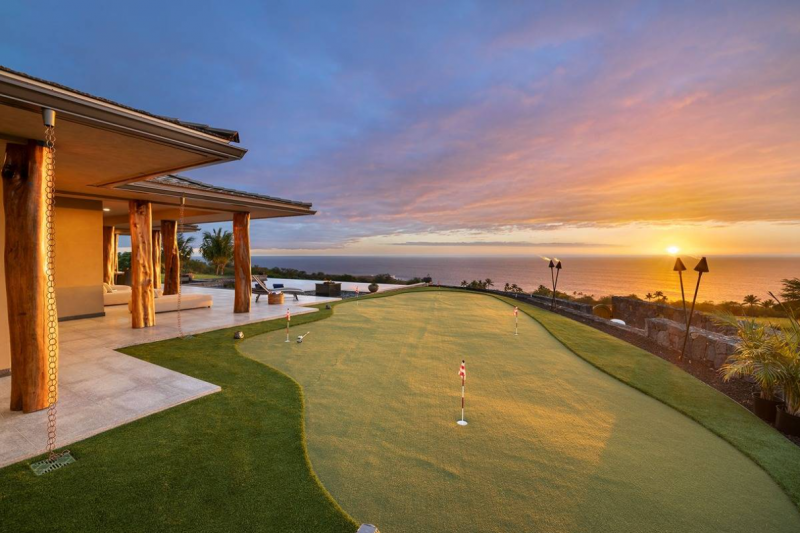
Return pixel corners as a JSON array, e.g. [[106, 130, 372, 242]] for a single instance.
[[679, 257, 709, 362]]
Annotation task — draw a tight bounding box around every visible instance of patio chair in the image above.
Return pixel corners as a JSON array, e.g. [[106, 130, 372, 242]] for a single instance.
[[252, 275, 304, 302]]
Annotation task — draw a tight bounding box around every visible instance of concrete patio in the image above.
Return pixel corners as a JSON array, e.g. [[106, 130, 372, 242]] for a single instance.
[[0, 286, 336, 468]]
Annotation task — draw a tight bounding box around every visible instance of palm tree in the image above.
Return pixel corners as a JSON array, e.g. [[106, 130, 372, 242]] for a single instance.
[[461, 280, 468, 287], [653, 290, 666, 302], [504, 282, 511, 292], [177, 234, 196, 265], [717, 315, 785, 401], [484, 278, 493, 288], [743, 294, 761, 315], [645, 293, 653, 302], [199, 228, 234, 275], [761, 300, 775, 310]]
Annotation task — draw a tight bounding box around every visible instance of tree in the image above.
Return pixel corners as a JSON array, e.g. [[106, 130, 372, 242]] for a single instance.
[[199, 228, 234, 275], [781, 278, 800, 303], [743, 294, 761, 315], [653, 291, 666, 302], [117, 251, 131, 271], [484, 278, 493, 288], [761, 300, 775, 310], [645, 292, 653, 302], [177, 234, 196, 265], [461, 280, 468, 287], [504, 282, 511, 292]]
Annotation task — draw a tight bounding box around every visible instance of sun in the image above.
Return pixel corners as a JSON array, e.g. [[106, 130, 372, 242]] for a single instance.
[[666, 246, 680, 255]]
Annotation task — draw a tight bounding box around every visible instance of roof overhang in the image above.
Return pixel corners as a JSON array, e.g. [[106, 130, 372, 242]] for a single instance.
[[0, 67, 247, 193]]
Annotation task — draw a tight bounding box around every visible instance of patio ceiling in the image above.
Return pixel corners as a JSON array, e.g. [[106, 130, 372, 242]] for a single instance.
[[0, 66, 246, 193]]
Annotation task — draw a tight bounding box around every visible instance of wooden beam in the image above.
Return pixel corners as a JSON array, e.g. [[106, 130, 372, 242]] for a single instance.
[[113, 232, 119, 282], [2, 141, 54, 412], [152, 229, 162, 291], [129, 200, 155, 328], [162, 219, 180, 296], [102, 226, 115, 284], [233, 212, 251, 313]]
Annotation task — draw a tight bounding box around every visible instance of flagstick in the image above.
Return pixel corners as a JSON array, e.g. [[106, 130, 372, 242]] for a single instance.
[[515, 314, 518, 336], [285, 308, 290, 343], [457, 359, 468, 426], [458, 376, 467, 426]]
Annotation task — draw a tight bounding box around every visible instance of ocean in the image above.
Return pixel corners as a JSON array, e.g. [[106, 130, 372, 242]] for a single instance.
[[251, 255, 800, 304]]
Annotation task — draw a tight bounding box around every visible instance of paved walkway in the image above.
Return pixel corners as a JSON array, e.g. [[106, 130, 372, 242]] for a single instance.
[[0, 287, 336, 468]]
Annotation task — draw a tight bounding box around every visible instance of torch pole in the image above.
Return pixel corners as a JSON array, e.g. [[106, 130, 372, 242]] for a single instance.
[[680, 272, 703, 362]]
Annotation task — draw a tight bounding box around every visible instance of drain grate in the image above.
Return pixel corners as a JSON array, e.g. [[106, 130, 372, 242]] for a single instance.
[[30, 451, 75, 476]]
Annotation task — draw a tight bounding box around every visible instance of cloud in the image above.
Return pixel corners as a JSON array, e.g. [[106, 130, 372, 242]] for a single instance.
[[8, 1, 800, 252], [392, 241, 618, 247]]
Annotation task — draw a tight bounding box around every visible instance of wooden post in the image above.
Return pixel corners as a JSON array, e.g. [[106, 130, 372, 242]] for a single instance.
[[162, 220, 180, 296], [2, 141, 54, 412], [129, 200, 155, 328], [152, 229, 162, 291], [233, 212, 251, 313], [113, 232, 119, 283], [102, 226, 115, 285]]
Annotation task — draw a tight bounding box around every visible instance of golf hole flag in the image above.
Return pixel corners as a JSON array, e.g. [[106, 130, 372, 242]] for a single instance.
[[514, 306, 519, 336], [457, 360, 467, 426]]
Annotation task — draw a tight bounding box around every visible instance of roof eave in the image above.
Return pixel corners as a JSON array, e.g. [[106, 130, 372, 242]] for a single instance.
[[115, 181, 315, 216], [0, 69, 247, 163]]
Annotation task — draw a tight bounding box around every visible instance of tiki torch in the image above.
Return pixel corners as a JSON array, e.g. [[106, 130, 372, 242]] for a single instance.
[[552, 260, 563, 309], [673, 257, 688, 323], [548, 259, 556, 309], [679, 257, 709, 362]]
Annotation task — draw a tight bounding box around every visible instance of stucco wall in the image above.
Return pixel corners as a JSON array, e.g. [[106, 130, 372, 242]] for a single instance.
[[0, 195, 104, 373], [54, 197, 104, 320]]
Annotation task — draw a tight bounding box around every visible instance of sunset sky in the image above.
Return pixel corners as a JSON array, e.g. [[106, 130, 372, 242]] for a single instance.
[[2, 1, 799, 256]]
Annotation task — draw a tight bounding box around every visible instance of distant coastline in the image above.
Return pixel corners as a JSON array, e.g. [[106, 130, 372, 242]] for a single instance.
[[250, 255, 800, 304]]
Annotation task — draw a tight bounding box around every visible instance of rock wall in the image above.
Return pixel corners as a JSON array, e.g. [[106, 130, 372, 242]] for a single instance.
[[612, 297, 736, 336], [644, 317, 738, 368]]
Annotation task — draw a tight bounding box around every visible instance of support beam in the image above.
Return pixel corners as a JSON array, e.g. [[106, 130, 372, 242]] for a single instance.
[[162, 220, 180, 296], [152, 229, 162, 291], [113, 232, 119, 282], [2, 141, 54, 412], [129, 200, 155, 328], [233, 212, 251, 313], [102, 226, 115, 285]]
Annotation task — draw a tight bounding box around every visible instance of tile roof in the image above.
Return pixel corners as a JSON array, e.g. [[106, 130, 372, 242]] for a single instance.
[[146, 175, 312, 208], [0, 65, 240, 143]]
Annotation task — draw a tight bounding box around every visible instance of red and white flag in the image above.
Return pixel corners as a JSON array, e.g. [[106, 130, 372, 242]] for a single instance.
[[514, 306, 519, 317], [286, 309, 291, 322], [458, 360, 466, 380]]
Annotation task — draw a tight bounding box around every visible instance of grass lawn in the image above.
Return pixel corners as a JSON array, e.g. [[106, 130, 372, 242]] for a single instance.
[[241, 291, 800, 533], [1, 288, 799, 532], [0, 308, 356, 533], [741, 316, 794, 328]]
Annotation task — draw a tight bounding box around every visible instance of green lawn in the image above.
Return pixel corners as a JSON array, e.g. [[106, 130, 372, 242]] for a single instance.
[[0, 308, 356, 533], [1, 288, 798, 533], [241, 291, 800, 533]]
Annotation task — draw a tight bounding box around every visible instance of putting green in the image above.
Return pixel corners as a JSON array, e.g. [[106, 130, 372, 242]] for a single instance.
[[241, 292, 800, 533]]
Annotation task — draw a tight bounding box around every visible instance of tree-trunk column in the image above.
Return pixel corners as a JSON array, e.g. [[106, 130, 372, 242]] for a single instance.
[[113, 232, 119, 283], [102, 226, 115, 285], [129, 200, 155, 328], [162, 220, 179, 296], [152, 229, 162, 291], [3, 141, 54, 412], [233, 212, 251, 313]]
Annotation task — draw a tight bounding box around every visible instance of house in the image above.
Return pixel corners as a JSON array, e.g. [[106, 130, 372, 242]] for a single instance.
[[0, 66, 314, 413]]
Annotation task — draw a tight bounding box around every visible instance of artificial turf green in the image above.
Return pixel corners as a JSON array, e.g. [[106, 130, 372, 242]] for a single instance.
[[1, 287, 799, 533], [0, 308, 357, 533], [241, 291, 800, 533]]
